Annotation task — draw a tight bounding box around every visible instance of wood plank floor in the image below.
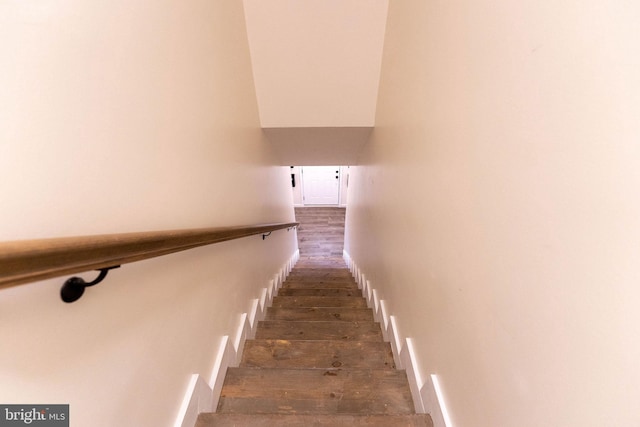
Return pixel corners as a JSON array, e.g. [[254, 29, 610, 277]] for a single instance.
[[196, 208, 432, 426], [295, 207, 346, 258]]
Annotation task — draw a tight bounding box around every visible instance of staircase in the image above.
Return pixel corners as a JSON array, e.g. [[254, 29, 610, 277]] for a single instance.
[[196, 257, 433, 426]]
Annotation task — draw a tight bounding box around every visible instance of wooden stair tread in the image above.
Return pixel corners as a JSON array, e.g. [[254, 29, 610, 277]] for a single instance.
[[255, 321, 383, 341], [278, 288, 360, 297], [266, 307, 374, 322], [288, 269, 353, 276], [286, 272, 354, 277], [218, 368, 415, 415], [196, 413, 434, 427], [283, 281, 359, 290], [285, 276, 356, 282], [271, 296, 367, 308], [294, 261, 350, 269], [241, 340, 395, 369]]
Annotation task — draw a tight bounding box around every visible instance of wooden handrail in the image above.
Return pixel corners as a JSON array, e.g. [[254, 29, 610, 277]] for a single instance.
[[0, 222, 299, 291]]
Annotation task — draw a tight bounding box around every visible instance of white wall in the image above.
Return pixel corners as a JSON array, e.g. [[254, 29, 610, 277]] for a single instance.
[[339, 166, 349, 207], [345, 1, 640, 426], [0, 1, 296, 426]]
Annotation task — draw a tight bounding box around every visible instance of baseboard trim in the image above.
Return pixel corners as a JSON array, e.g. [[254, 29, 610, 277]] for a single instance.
[[401, 338, 425, 413], [342, 251, 451, 424], [372, 289, 380, 315], [232, 313, 248, 364], [173, 374, 213, 427], [173, 251, 298, 427], [209, 335, 234, 410], [259, 288, 268, 315], [378, 300, 390, 341], [267, 279, 276, 301], [247, 299, 260, 339], [421, 374, 452, 427], [388, 315, 403, 369]]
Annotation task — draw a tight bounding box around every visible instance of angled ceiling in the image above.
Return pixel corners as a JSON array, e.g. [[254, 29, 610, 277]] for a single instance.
[[243, 0, 388, 164]]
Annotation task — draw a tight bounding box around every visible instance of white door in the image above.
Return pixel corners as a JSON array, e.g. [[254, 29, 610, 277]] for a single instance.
[[302, 166, 340, 205]]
